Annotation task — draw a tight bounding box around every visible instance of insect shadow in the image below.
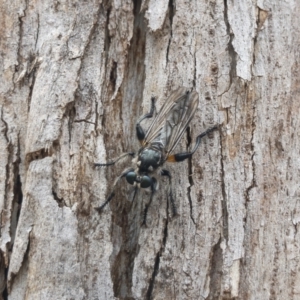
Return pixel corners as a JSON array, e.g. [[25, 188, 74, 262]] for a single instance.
[[95, 87, 218, 225]]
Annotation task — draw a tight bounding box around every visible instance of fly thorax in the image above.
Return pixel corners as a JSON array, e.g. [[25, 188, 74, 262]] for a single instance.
[[137, 148, 162, 173]]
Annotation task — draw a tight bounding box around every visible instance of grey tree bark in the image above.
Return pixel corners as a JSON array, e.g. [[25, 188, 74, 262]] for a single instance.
[[0, 0, 299, 299]]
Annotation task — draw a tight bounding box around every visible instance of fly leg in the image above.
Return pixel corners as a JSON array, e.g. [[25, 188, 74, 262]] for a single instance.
[[94, 152, 135, 167], [142, 177, 157, 226], [136, 96, 156, 143], [167, 125, 218, 162], [161, 169, 177, 217], [94, 167, 134, 212]]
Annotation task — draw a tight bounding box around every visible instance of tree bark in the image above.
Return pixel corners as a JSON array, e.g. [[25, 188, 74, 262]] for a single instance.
[[0, 0, 299, 299]]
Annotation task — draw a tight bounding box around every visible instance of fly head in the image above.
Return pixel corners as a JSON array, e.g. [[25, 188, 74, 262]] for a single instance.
[[125, 171, 152, 188]]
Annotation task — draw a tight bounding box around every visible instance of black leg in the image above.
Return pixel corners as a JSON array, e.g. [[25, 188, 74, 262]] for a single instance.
[[161, 169, 177, 217], [136, 96, 156, 142], [94, 152, 135, 167], [131, 185, 139, 203], [167, 125, 218, 162], [94, 167, 134, 212], [142, 177, 157, 226], [94, 192, 115, 212]]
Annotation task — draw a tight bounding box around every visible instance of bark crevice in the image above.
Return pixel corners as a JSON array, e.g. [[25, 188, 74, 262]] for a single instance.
[[251, 7, 268, 76], [26, 148, 53, 163], [186, 127, 196, 225], [102, 2, 112, 98], [34, 13, 40, 50], [11, 135, 23, 244], [166, 0, 174, 64], [109, 0, 148, 298], [219, 128, 229, 241], [223, 0, 237, 84], [244, 90, 257, 204], [52, 190, 66, 208], [15, 0, 28, 88], [1, 108, 9, 143], [1, 263, 8, 300], [192, 51, 197, 89], [146, 217, 168, 300], [26, 56, 40, 113], [208, 237, 223, 300]]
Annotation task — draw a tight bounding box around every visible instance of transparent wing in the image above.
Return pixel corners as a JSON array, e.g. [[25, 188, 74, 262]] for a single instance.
[[144, 87, 199, 156]]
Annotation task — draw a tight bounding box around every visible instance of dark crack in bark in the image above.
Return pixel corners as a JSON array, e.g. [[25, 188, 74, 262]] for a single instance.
[[109, 0, 148, 298], [110, 60, 118, 92], [0, 113, 23, 263], [102, 1, 112, 96], [74, 119, 96, 125], [239, 84, 257, 299], [1, 262, 8, 300], [26, 148, 53, 163], [219, 127, 229, 241], [1, 112, 14, 252], [1, 108, 9, 143], [99, 2, 112, 134], [26, 55, 40, 113], [223, 0, 237, 84], [0, 120, 22, 300], [64, 102, 76, 145], [11, 134, 23, 247], [193, 51, 197, 89], [146, 217, 168, 300], [52, 190, 66, 208], [34, 13, 40, 50], [94, 101, 99, 133], [207, 237, 223, 300], [166, 0, 174, 64], [187, 127, 196, 225], [252, 7, 268, 76], [244, 83, 257, 206], [14, 0, 28, 89]]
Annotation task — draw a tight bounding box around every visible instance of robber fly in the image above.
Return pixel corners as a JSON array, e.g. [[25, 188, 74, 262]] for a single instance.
[[94, 87, 218, 225]]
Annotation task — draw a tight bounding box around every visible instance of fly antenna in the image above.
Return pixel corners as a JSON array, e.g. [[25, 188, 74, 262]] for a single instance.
[[94, 152, 135, 167]]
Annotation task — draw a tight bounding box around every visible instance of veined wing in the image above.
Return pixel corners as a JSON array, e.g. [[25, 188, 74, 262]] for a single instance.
[[144, 87, 199, 157]]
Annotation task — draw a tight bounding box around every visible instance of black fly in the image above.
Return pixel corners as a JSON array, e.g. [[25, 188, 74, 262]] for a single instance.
[[95, 87, 218, 225]]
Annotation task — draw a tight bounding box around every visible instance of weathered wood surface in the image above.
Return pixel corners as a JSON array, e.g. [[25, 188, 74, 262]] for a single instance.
[[0, 0, 299, 299]]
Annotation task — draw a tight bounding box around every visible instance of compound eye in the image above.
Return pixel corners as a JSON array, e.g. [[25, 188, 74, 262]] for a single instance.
[[140, 175, 152, 188], [126, 172, 137, 185]]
